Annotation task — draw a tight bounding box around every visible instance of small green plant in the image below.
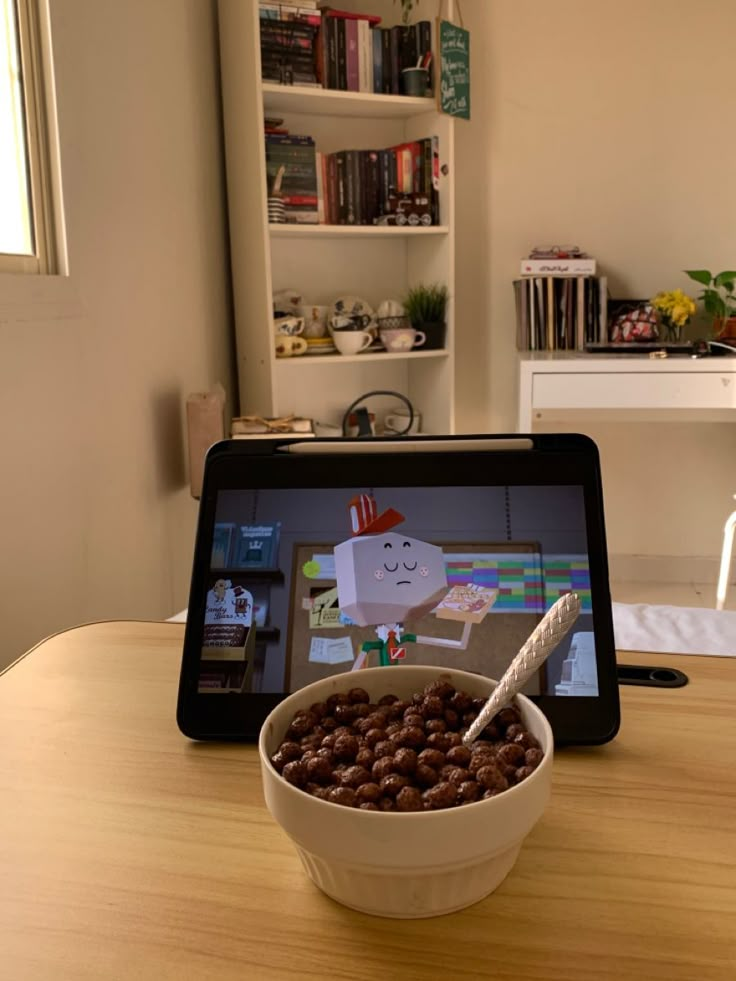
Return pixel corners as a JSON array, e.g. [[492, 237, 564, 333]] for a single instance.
[[394, 0, 418, 26], [403, 283, 448, 325], [684, 269, 736, 330]]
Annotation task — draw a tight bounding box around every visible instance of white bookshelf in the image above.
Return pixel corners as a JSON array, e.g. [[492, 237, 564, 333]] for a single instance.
[[218, 0, 457, 435]]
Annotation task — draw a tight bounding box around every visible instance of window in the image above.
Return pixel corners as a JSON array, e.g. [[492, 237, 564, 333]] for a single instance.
[[1, 0, 62, 274]]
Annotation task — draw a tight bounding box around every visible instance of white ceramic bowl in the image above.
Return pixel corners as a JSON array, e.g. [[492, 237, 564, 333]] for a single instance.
[[259, 665, 553, 919]]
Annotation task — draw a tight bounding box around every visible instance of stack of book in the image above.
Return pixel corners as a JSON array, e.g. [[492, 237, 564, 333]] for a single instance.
[[513, 248, 608, 351], [265, 132, 439, 226], [320, 137, 438, 225], [259, 1, 321, 87], [318, 7, 433, 95], [265, 131, 319, 223]]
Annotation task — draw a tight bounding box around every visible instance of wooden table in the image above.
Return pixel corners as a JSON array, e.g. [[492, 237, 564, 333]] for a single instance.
[[1, 622, 735, 981]]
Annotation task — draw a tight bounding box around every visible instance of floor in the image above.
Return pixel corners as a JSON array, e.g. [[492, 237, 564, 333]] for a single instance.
[[610, 579, 736, 611]]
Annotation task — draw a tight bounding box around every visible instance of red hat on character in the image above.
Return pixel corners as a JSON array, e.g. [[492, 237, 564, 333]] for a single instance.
[[349, 494, 404, 536]]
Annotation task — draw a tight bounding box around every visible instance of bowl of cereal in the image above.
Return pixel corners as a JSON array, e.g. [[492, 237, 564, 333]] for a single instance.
[[259, 665, 553, 918]]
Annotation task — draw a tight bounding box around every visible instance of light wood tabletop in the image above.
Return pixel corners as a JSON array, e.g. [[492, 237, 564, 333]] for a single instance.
[[1, 621, 735, 981]]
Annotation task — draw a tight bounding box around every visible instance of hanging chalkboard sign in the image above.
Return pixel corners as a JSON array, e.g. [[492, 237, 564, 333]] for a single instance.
[[437, 19, 470, 120]]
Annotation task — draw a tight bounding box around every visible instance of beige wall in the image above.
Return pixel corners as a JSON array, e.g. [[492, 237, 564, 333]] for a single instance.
[[455, 0, 736, 571], [0, 0, 234, 669]]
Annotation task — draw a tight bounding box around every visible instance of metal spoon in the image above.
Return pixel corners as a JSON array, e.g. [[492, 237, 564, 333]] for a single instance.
[[463, 592, 582, 746]]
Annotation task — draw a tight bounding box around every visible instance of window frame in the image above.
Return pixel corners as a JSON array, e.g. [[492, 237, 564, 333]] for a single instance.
[[1, 0, 64, 276]]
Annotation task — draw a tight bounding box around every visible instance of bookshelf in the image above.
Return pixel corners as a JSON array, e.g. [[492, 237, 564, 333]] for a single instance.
[[218, 0, 457, 435]]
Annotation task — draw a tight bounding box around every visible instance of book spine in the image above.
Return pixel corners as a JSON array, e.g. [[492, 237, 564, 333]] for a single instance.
[[575, 277, 585, 351], [389, 25, 401, 95], [326, 153, 337, 224], [377, 149, 391, 216], [528, 278, 536, 351], [316, 151, 325, 223], [598, 275, 608, 343], [380, 29, 392, 94], [345, 149, 357, 224], [345, 18, 359, 91], [410, 141, 422, 194], [357, 19, 371, 93], [372, 27, 382, 93], [336, 17, 347, 89], [363, 150, 379, 225], [520, 258, 597, 276], [335, 150, 347, 224], [325, 16, 337, 88]]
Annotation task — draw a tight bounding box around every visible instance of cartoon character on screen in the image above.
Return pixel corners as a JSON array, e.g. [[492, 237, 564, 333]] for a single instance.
[[334, 494, 495, 670]]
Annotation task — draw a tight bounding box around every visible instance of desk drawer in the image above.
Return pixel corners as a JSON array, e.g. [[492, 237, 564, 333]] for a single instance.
[[532, 371, 736, 411]]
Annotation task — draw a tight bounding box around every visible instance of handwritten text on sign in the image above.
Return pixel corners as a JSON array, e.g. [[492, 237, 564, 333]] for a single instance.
[[438, 20, 470, 120]]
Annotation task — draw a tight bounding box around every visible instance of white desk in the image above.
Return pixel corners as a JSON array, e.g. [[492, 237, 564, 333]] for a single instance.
[[518, 352, 736, 430]]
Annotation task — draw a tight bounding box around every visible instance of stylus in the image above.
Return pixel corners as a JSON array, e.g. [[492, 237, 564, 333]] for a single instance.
[[617, 664, 689, 688], [276, 438, 534, 454]]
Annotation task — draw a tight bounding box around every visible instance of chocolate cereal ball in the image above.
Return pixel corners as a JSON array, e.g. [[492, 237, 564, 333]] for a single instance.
[[274, 680, 545, 813]]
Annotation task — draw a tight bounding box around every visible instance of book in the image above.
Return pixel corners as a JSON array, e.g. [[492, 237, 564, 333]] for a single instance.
[[380, 29, 392, 93], [211, 523, 237, 568], [231, 416, 314, 435], [233, 524, 282, 570], [357, 18, 372, 93], [317, 6, 381, 26], [345, 18, 359, 91], [389, 25, 401, 94], [336, 16, 347, 88], [521, 257, 597, 276], [372, 27, 382, 93]]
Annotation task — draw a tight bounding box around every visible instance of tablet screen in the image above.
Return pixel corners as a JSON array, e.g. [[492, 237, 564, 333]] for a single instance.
[[197, 483, 598, 699]]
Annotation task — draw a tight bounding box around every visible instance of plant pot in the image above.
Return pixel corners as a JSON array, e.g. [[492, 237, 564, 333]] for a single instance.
[[416, 321, 446, 350], [714, 317, 736, 341]]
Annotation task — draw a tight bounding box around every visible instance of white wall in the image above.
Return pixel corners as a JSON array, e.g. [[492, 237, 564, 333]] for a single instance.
[[455, 0, 736, 572], [0, 0, 234, 669]]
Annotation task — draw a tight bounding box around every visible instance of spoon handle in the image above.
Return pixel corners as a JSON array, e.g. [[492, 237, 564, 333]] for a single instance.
[[462, 592, 582, 747]]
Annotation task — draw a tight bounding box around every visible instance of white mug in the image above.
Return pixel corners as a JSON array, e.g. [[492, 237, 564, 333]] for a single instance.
[[333, 330, 373, 356], [275, 335, 308, 357], [274, 315, 305, 336], [384, 411, 421, 435]]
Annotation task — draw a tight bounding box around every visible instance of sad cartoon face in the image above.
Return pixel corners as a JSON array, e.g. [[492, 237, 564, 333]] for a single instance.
[[334, 532, 448, 627]]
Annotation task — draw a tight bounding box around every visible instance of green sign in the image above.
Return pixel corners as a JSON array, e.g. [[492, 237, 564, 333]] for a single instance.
[[438, 19, 470, 120]]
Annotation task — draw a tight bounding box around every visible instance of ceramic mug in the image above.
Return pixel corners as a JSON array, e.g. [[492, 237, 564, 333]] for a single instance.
[[275, 335, 308, 357], [379, 327, 427, 352], [299, 304, 329, 339], [275, 316, 305, 336], [384, 411, 421, 435], [332, 330, 373, 356]]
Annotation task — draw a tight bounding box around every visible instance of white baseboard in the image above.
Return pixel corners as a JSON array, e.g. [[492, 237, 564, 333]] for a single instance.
[[608, 554, 726, 585]]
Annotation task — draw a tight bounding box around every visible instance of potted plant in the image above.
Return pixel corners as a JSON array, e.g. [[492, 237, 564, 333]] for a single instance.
[[684, 269, 736, 339], [403, 282, 449, 349], [650, 288, 696, 342], [395, 0, 418, 26]]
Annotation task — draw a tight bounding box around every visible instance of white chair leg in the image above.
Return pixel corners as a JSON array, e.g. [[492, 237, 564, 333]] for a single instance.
[[716, 497, 736, 611]]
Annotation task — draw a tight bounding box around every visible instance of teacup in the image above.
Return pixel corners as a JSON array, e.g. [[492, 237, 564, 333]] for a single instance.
[[299, 304, 329, 339], [275, 316, 305, 336], [330, 313, 373, 332], [384, 410, 422, 435], [379, 326, 427, 353], [275, 335, 308, 357], [332, 330, 373, 356]]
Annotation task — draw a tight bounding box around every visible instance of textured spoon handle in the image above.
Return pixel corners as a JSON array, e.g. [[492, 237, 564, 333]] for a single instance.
[[463, 592, 582, 747]]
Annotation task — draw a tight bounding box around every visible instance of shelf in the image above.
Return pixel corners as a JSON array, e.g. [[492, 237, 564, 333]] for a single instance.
[[262, 83, 437, 119], [210, 568, 285, 583], [276, 349, 449, 366], [269, 224, 449, 239]]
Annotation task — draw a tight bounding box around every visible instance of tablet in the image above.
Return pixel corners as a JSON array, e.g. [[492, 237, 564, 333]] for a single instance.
[[177, 434, 620, 745]]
